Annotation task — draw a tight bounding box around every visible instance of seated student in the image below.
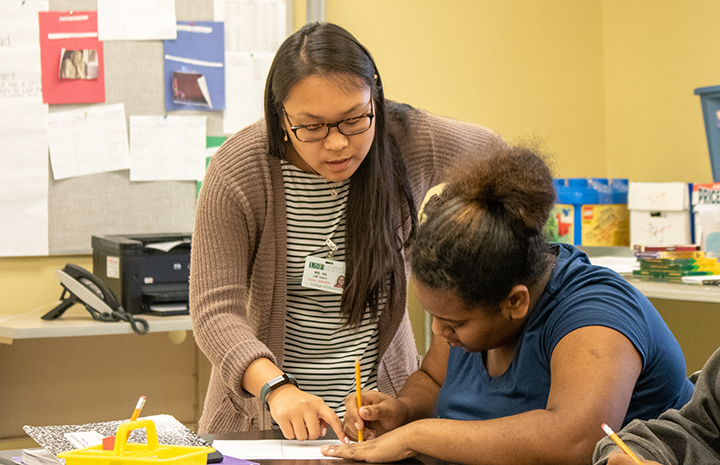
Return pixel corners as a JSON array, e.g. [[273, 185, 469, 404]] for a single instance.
[[594, 347, 720, 465], [322, 141, 694, 465]]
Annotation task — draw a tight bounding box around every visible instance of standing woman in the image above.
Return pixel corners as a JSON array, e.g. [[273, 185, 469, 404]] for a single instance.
[[325, 141, 694, 464], [190, 22, 498, 441]]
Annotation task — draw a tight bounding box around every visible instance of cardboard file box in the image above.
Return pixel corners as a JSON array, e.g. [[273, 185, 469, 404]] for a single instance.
[[692, 182, 720, 252], [628, 182, 692, 246]]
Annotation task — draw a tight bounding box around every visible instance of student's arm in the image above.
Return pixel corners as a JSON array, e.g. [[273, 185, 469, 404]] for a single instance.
[[395, 331, 449, 421], [326, 326, 642, 465], [596, 347, 720, 465], [343, 332, 449, 440]]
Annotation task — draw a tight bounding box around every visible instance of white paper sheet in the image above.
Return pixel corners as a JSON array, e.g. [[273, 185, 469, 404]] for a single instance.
[[589, 256, 640, 275], [0, 1, 50, 257], [129, 115, 207, 181], [212, 439, 343, 460], [214, 0, 286, 53], [223, 52, 273, 134], [48, 104, 130, 180], [97, 0, 177, 41]]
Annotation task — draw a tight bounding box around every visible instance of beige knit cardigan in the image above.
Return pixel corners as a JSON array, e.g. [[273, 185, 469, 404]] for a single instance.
[[190, 107, 499, 434]]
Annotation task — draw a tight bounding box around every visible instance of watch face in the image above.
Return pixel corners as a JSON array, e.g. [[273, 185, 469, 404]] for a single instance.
[[269, 375, 288, 388], [261, 373, 298, 409], [269, 373, 296, 389]]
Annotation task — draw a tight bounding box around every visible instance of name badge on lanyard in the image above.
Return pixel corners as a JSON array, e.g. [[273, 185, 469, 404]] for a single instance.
[[302, 256, 346, 294]]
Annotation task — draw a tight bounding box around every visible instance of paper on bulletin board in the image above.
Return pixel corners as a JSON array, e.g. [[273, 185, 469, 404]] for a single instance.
[[223, 52, 273, 134], [38, 11, 105, 104], [214, 0, 286, 53], [129, 115, 207, 181], [97, 0, 177, 41], [0, 0, 50, 257], [48, 104, 130, 180], [164, 21, 225, 111]]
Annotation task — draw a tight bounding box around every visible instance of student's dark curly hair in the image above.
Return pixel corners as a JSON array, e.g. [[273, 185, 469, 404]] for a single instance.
[[411, 140, 556, 312]]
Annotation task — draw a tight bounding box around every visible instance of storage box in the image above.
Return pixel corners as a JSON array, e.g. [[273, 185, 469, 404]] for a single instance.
[[548, 178, 629, 246], [694, 85, 720, 182], [628, 182, 692, 246], [692, 182, 720, 252], [58, 419, 213, 465]]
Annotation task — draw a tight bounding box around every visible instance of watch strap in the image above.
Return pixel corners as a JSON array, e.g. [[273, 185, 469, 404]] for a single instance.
[[260, 373, 298, 410]]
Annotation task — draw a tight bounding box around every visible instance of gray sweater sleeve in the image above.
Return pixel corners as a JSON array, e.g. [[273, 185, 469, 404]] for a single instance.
[[593, 348, 720, 464]]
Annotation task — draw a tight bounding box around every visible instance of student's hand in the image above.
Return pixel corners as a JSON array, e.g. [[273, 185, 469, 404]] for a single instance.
[[607, 451, 660, 464], [342, 390, 409, 440], [321, 424, 416, 462], [266, 384, 348, 443]]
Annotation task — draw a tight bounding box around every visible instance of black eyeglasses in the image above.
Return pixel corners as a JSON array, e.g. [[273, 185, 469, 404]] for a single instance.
[[282, 99, 374, 142]]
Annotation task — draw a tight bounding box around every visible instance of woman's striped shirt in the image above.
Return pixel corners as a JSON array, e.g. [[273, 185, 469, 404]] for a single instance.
[[281, 160, 380, 418]]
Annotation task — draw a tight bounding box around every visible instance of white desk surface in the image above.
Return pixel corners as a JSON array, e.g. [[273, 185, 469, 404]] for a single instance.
[[0, 304, 191, 344], [625, 278, 720, 303]]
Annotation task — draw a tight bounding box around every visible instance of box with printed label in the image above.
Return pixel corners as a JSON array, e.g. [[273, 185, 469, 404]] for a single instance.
[[548, 178, 629, 246], [628, 182, 692, 246], [692, 183, 720, 252]]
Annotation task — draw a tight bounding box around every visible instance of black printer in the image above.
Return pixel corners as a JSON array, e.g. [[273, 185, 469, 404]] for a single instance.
[[91, 233, 192, 315]]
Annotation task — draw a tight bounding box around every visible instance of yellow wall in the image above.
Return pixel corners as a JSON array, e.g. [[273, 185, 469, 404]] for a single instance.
[[603, 1, 720, 182], [326, 1, 607, 178], [0, 255, 92, 315]]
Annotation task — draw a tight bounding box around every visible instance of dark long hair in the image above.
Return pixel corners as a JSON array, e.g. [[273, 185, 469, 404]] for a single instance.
[[411, 140, 556, 312], [264, 23, 416, 327]]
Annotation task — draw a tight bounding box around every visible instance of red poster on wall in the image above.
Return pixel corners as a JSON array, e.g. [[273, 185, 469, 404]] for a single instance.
[[38, 11, 105, 104]]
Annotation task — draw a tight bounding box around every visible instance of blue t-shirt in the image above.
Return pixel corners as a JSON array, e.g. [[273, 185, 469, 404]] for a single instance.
[[435, 244, 694, 426]]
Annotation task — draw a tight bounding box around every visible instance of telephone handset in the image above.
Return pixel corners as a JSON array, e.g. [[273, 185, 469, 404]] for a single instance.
[[42, 264, 149, 335]]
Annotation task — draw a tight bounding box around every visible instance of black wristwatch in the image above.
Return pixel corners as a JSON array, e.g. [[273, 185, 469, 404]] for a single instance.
[[260, 373, 298, 410]]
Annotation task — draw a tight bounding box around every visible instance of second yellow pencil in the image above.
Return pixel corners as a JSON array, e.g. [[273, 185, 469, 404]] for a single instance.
[[355, 357, 363, 442], [601, 423, 642, 464]]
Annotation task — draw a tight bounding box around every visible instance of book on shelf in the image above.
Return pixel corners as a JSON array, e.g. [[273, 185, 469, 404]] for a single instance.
[[632, 244, 700, 252], [634, 250, 706, 260], [681, 274, 720, 285]]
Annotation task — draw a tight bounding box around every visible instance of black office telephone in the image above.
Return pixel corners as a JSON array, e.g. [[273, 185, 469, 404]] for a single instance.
[[42, 264, 149, 335]]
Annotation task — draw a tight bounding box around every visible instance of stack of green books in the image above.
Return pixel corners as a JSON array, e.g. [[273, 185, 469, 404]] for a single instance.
[[632, 252, 720, 283]]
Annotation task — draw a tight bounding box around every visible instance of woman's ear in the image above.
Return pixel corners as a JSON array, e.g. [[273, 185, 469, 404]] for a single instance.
[[501, 285, 530, 320]]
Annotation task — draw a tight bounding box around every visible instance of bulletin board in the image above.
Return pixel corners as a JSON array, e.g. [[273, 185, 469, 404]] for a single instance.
[[43, 0, 292, 254]]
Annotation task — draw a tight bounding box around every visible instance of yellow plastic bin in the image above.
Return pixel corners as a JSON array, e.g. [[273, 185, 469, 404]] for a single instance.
[[58, 419, 214, 465]]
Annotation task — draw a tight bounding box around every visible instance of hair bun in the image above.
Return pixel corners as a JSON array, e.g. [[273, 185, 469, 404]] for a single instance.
[[445, 140, 555, 235]]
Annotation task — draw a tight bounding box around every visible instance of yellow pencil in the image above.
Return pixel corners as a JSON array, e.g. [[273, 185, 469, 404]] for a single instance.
[[601, 423, 642, 464], [130, 396, 146, 422], [355, 357, 363, 442], [126, 396, 146, 441]]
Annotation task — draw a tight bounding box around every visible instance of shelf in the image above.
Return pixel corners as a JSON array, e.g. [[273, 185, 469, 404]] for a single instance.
[[577, 246, 720, 304], [625, 278, 720, 303], [0, 305, 192, 344]]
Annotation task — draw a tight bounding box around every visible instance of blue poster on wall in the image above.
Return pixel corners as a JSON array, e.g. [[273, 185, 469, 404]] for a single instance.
[[164, 21, 225, 111]]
